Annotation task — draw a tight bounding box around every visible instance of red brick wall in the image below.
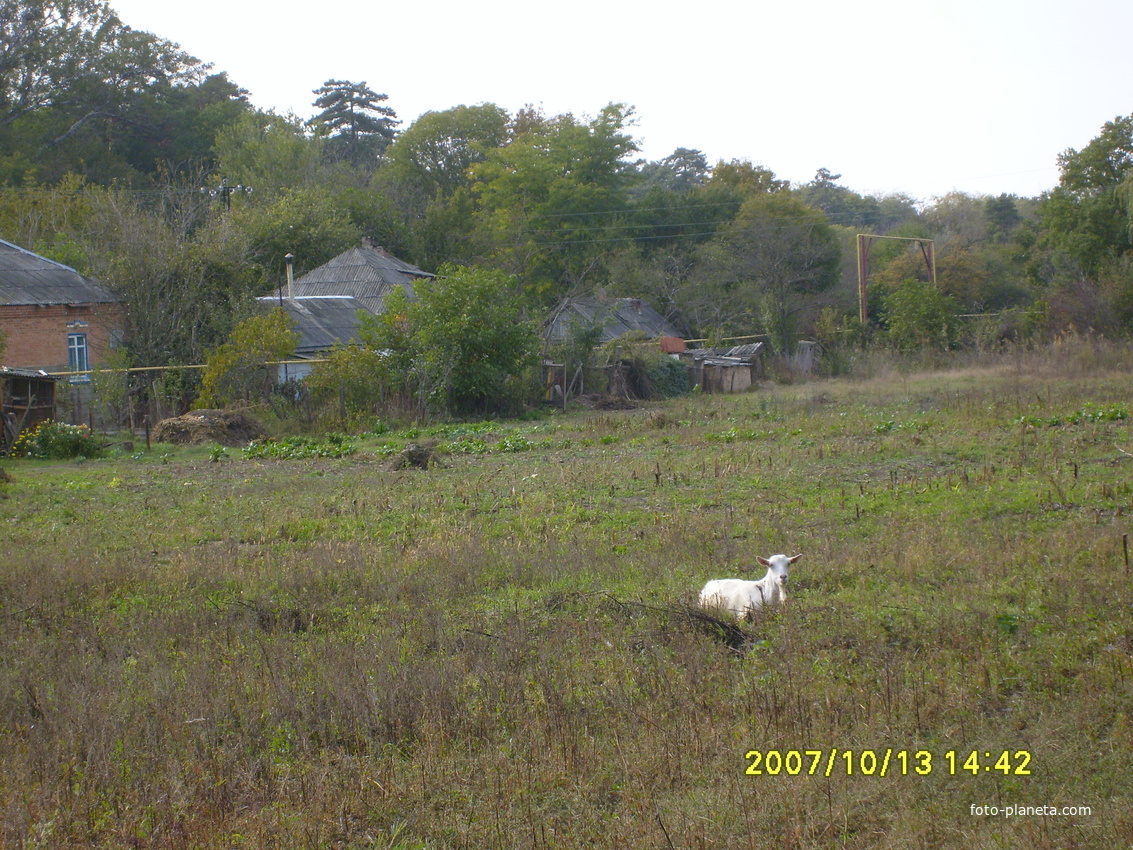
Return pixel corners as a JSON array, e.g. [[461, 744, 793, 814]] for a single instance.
[[0, 302, 125, 371]]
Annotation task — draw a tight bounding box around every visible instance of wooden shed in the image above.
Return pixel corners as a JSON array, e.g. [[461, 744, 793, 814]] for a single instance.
[[1, 367, 57, 452], [542, 296, 684, 401], [543, 296, 682, 346], [682, 342, 764, 393]]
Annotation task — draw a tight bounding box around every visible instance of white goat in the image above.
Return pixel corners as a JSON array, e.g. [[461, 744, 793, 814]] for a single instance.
[[699, 553, 801, 619]]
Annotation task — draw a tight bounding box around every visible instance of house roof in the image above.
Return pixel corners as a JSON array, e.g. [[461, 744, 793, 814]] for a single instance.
[[289, 244, 432, 315], [0, 239, 120, 306], [543, 297, 682, 345], [258, 295, 366, 357]]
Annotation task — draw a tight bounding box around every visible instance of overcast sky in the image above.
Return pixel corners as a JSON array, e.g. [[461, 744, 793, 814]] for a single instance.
[[111, 0, 1133, 203]]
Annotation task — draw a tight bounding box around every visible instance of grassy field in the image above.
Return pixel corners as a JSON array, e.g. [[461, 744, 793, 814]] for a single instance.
[[2, 342, 1132, 848]]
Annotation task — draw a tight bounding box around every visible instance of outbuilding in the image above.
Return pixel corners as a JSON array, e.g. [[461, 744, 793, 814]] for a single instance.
[[1, 367, 57, 453], [542, 296, 682, 346], [683, 342, 764, 393]]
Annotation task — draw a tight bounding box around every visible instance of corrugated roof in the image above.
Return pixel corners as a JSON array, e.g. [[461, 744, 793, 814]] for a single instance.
[[722, 342, 764, 360], [259, 295, 366, 355], [689, 341, 764, 364], [290, 245, 433, 315], [543, 297, 681, 345], [0, 366, 55, 379], [0, 239, 120, 306]]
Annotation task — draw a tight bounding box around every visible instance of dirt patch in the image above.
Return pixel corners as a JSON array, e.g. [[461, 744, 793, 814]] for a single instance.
[[152, 409, 267, 447], [577, 393, 637, 410]]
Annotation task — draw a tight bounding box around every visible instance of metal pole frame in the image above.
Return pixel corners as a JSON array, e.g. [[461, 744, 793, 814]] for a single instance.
[[856, 234, 936, 323]]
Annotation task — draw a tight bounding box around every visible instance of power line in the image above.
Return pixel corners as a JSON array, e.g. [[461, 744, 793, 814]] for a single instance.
[[511, 205, 914, 247], [0, 184, 910, 227], [0, 181, 921, 248]]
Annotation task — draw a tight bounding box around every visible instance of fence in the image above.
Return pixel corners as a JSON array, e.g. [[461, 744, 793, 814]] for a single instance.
[[46, 360, 326, 436]]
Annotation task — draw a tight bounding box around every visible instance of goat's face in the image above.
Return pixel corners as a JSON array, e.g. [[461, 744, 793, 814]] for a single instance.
[[775, 574, 788, 604], [757, 553, 801, 588]]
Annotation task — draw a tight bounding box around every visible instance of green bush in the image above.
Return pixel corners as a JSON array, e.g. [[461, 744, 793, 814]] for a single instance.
[[198, 309, 299, 407], [304, 344, 395, 424], [881, 280, 961, 351], [646, 355, 692, 398], [360, 265, 539, 416], [13, 420, 104, 459]]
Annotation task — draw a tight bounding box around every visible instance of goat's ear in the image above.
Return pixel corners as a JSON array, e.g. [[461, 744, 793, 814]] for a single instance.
[[788, 553, 802, 563], [757, 556, 770, 567]]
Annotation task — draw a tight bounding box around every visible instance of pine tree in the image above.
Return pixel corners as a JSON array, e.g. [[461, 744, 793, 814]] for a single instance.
[[308, 79, 398, 170]]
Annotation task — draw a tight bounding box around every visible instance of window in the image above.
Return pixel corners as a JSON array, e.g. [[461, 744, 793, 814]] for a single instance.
[[67, 332, 91, 383]]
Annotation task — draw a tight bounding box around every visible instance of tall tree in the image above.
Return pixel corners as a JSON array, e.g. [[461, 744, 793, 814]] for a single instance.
[[375, 103, 508, 265], [697, 193, 840, 350], [76, 185, 258, 370], [85, 70, 249, 181], [1, 0, 123, 124], [635, 147, 710, 195], [213, 110, 325, 192], [308, 79, 398, 170], [379, 103, 508, 206], [985, 193, 1022, 243], [922, 191, 993, 247], [230, 186, 362, 284], [609, 158, 794, 335], [471, 103, 639, 296], [797, 167, 897, 230], [1039, 114, 1133, 275], [0, 0, 240, 185], [1033, 115, 1133, 331], [708, 159, 788, 196]]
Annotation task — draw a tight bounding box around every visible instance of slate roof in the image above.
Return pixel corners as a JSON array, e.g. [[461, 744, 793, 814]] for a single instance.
[[0, 238, 119, 306], [543, 297, 682, 345], [722, 342, 764, 360], [258, 296, 366, 357], [683, 341, 765, 369], [289, 244, 433, 315], [0, 366, 55, 380]]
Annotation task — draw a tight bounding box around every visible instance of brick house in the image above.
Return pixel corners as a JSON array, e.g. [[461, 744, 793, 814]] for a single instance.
[[0, 238, 125, 379]]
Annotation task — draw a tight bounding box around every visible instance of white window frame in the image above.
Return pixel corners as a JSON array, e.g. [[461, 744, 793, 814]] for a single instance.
[[67, 332, 91, 383]]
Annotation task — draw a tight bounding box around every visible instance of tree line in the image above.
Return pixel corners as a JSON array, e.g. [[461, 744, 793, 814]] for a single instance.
[[2, 0, 1132, 413]]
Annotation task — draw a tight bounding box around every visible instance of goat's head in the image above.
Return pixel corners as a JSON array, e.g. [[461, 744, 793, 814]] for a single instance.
[[757, 553, 801, 589]]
